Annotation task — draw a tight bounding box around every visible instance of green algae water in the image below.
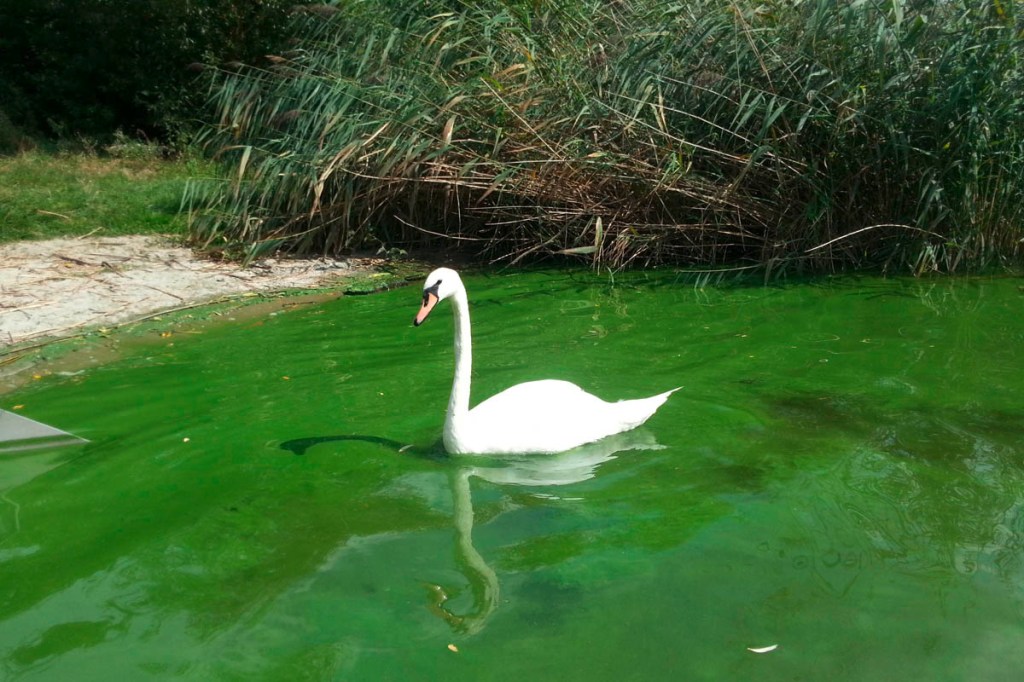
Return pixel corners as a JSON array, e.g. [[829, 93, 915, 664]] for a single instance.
[[2, 271, 1023, 680]]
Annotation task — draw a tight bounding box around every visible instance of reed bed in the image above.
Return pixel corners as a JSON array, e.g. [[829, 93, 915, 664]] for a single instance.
[[186, 0, 1024, 273]]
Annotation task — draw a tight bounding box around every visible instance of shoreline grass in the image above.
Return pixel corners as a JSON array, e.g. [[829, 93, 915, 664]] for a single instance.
[[0, 150, 209, 243]]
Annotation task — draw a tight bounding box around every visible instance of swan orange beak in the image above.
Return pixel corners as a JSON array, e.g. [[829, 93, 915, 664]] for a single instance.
[[414, 291, 439, 326]]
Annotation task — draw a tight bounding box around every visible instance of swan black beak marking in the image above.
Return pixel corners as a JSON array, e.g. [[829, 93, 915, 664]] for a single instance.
[[414, 282, 441, 326]]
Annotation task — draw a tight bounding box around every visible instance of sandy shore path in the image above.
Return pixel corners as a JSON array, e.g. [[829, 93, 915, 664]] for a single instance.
[[0, 236, 372, 346]]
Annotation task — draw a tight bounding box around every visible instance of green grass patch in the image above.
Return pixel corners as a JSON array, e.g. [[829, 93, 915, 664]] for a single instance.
[[0, 151, 210, 243]]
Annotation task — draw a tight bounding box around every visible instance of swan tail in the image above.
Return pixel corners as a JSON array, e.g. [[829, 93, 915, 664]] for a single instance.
[[614, 387, 681, 430]]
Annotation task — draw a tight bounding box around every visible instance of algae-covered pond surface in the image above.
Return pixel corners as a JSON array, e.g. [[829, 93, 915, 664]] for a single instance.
[[2, 271, 1023, 680]]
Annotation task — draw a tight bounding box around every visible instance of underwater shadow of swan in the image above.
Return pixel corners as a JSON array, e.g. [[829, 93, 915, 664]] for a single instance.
[[279, 435, 444, 459]]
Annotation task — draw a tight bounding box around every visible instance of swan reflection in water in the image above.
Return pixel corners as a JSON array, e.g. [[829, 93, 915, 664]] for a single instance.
[[281, 429, 665, 635], [429, 429, 665, 635]]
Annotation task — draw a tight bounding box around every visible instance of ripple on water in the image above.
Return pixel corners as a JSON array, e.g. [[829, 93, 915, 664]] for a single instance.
[[2, 272, 1024, 680]]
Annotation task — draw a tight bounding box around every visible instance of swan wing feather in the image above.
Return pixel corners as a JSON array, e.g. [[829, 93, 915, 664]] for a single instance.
[[460, 380, 676, 454]]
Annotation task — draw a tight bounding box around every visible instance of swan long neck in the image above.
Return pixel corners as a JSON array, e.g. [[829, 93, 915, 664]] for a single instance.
[[445, 285, 472, 437]]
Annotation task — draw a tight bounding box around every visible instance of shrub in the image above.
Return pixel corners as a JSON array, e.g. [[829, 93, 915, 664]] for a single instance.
[[187, 0, 1024, 272], [0, 109, 33, 154]]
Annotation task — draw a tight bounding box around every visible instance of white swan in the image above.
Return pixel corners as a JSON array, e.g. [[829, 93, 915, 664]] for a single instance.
[[413, 268, 678, 455]]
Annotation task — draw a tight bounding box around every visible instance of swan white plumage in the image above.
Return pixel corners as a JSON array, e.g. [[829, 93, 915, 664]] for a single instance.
[[413, 267, 678, 455]]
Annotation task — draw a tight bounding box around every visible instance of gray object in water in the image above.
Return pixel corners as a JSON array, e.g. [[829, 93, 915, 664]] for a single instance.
[[0, 409, 88, 454]]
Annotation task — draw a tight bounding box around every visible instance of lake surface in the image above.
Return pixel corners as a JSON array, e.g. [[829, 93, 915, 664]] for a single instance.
[[1, 271, 1023, 680]]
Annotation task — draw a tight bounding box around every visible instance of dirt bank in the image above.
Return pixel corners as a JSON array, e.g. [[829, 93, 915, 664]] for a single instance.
[[0, 235, 376, 347]]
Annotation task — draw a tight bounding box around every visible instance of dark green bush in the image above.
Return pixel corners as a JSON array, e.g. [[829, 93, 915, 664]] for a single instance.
[[0, 109, 32, 154]]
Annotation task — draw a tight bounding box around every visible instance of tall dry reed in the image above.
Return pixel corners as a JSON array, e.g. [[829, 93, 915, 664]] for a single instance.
[[186, 0, 1024, 273]]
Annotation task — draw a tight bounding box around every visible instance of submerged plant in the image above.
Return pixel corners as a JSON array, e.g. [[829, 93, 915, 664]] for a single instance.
[[186, 0, 1024, 273]]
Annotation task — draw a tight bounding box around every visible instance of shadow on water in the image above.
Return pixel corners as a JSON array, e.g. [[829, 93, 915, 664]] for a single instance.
[[279, 434, 440, 458], [760, 389, 1024, 583]]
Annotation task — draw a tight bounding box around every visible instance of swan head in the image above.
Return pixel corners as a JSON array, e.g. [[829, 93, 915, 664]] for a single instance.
[[413, 267, 462, 326]]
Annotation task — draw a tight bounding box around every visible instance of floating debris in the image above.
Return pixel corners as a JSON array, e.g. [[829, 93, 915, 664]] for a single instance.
[[747, 644, 778, 654]]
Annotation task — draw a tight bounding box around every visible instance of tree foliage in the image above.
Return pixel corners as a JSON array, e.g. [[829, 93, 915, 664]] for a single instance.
[[0, 0, 294, 142]]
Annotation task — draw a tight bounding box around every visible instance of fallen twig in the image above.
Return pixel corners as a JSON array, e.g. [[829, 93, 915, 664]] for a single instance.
[[36, 210, 72, 221], [139, 283, 186, 301], [55, 254, 93, 267], [0, 301, 55, 315], [101, 261, 126, 276], [76, 226, 105, 239]]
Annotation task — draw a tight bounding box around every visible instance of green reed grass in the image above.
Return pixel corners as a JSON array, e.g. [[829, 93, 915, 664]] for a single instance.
[[186, 0, 1024, 273]]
